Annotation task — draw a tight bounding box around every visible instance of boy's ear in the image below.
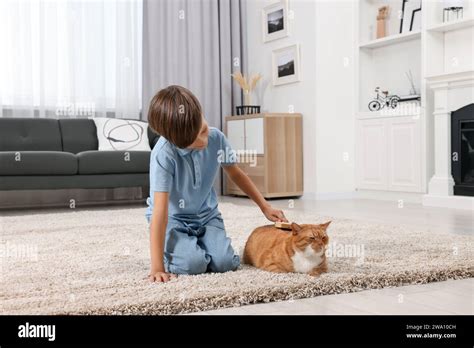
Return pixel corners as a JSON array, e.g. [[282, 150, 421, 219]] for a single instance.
[[291, 223, 302, 235]]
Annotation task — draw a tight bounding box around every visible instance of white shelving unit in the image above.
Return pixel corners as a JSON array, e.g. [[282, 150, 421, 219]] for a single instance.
[[355, 0, 474, 195], [357, 110, 421, 119], [359, 30, 421, 49], [427, 16, 474, 32]]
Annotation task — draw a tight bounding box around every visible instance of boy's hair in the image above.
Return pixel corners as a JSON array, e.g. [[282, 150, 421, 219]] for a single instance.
[[148, 85, 202, 148]]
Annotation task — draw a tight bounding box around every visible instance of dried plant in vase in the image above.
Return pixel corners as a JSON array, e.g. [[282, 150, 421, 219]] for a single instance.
[[231, 71, 262, 115]]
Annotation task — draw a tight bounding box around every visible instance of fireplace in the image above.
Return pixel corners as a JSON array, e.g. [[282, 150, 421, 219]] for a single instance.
[[451, 103, 474, 197], [423, 71, 474, 210]]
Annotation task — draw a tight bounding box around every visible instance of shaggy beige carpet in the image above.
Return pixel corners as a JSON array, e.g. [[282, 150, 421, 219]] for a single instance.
[[0, 202, 472, 315]]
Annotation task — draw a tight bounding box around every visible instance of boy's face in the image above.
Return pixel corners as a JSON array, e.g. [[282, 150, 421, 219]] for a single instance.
[[187, 116, 209, 150]]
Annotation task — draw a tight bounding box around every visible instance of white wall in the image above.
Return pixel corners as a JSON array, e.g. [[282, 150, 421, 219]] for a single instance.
[[245, 0, 355, 197]]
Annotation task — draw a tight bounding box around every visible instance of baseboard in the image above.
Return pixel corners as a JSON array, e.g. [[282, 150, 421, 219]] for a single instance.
[[423, 194, 474, 210], [354, 189, 424, 203], [302, 191, 356, 200], [291, 190, 426, 203]]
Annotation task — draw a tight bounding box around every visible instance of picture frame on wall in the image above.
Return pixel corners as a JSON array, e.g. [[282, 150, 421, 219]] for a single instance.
[[272, 44, 300, 86], [262, 0, 289, 43], [400, 0, 421, 33]]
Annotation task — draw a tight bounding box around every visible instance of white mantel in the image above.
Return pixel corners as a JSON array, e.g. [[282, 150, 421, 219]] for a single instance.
[[422, 70, 474, 210]]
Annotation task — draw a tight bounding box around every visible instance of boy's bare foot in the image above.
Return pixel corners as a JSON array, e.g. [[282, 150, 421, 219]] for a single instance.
[[149, 271, 177, 283]]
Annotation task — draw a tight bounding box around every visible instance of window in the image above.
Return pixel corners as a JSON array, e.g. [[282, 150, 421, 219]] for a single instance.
[[0, 0, 143, 118]]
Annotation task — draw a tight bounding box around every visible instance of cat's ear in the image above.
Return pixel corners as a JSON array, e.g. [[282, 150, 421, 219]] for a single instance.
[[291, 223, 302, 235], [320, 221, 331, 231]]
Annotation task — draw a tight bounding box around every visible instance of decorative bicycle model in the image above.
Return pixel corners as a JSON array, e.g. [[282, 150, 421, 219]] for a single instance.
[[368, 87, 400, 111]]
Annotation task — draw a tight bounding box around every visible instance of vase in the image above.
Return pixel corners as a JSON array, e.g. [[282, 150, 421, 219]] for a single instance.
[[235, 89, 260, 115], [244, 90, 251, 105]]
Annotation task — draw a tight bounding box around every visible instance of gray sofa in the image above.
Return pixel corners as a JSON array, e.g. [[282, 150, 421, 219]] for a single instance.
[[0, 118, 158, 191]]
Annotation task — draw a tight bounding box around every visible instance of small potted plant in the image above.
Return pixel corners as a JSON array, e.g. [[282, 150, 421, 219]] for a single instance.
[[231, 71, 262, 115]]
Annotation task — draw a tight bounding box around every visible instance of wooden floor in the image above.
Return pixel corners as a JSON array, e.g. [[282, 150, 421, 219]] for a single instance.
[[192, 278, 473, 315], [191, 196, 474, 315]]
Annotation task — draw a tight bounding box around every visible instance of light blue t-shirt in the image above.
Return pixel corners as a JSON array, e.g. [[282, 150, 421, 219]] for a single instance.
[[146, 127, 236, 222]]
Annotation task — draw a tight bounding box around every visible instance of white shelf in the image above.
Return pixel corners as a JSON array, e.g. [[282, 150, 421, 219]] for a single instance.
[[359, 31, 421, 49], [425, 70, 474, 84], [355, 0, 474, 195], [357, 111, 421, 120], [427, 18, 474, 33]]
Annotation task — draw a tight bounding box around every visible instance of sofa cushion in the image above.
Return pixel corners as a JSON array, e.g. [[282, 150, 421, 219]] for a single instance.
[[77, 151, 150, 174], [148, 126, 160, 148], [92, 118, 151, 151], [0, 118, 62, 151], [58, 119, 98, 154], [0, 151, 78, 175]]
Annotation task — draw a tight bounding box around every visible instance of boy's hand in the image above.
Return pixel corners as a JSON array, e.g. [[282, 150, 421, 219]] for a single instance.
[[262, 205, 288, 223], [149, 271, 177, 283], [222, 165, 288, 223]]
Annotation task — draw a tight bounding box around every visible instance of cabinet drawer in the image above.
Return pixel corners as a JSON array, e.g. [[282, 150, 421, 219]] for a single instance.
[[226, 174, 265, 195], [245, 118, 264, 154], [225, 156, 265, 195], [226, 117, 264, 154], [227, 119, 245, 151], [237, 154, 264, 175]]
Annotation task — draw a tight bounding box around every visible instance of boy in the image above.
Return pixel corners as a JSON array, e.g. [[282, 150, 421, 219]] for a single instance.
[[146, 85, 287, 283]]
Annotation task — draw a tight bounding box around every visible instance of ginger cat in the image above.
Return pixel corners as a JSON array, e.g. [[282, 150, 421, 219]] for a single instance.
[[243, 222, 331, 276]]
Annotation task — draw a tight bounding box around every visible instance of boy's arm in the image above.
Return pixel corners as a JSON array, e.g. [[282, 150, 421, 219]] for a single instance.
[[223, 164, 288, 222], [149, 191, 176, 282]]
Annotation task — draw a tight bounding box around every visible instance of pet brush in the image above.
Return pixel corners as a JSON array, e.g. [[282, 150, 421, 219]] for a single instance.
[[274, 221, 292, 230]]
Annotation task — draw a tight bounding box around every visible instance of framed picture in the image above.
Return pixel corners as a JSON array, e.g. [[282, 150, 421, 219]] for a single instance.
[[410, 7, 421, 31], [400, 0, 421, 33], [262, 1, 289, 43], [272, 44, 300, 86]]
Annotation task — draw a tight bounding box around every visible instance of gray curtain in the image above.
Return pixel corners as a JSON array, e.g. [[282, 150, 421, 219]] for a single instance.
[[142, 0, 246, 129], [217, 0, 247, 126], [142, 0, 247, 192]]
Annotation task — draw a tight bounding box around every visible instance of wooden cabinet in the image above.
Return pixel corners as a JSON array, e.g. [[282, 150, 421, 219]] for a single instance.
[[226, 119, 246, 151], [357, 118, 388, 190], [388, 117, 422, 192], [356, 116, 422, 192], [224, 113, 303, 198]]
